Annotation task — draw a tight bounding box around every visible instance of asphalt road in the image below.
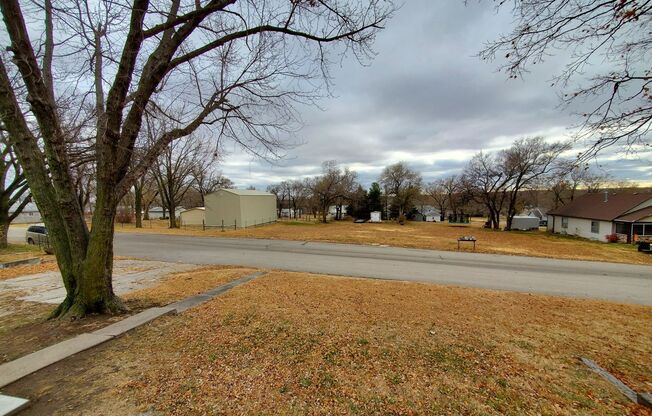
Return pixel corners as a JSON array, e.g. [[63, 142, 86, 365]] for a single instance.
[[113, 232, 652, 305], [8, 227, 652, 305]]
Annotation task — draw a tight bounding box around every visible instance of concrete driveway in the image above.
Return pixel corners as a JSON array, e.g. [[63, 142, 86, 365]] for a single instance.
[[8, 227, 652, 305]]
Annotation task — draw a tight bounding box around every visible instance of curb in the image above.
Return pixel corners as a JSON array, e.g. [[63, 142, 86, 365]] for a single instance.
[[0, 258, 41, 269]]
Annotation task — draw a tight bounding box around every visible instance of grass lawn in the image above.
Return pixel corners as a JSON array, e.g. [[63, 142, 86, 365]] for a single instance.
[[4, 271, 651, 415], [0, 243, 45, 263], [116, 218, 652, 265]]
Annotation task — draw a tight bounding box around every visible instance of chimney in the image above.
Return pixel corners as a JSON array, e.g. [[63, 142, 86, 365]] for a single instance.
[[603, 190, 609, 203]]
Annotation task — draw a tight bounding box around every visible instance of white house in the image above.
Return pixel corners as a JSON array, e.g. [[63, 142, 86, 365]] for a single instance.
[[412, 205, 442, 222], [547, 192, 652, 242], [147, 206, 183, 219], [10, 202, 42, 224]]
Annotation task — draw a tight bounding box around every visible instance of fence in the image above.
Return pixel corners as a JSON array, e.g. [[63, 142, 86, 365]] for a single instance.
[[178, 217, 278, 231]]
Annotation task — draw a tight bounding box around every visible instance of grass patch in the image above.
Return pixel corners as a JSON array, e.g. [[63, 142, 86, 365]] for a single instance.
[[10, 271, 648, 415], [0, 243, 44, 263]]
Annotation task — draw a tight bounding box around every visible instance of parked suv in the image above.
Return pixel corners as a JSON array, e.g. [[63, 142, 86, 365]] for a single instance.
[[26, 224, 49, 247]]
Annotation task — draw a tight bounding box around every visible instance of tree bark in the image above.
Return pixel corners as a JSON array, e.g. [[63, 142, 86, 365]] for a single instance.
[[169, 203, 177, 228], [0, 220, 8, 249], [134, 182, 143, 228]]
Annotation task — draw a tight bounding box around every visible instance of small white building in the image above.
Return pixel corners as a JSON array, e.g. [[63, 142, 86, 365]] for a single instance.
[[413, 205, 442, 222], [547, 192, 652, 242], [369, 211, 382, 223], [147, 206, 182, 219], [510, 216, 540, 231], [179, 207, 205, 226]]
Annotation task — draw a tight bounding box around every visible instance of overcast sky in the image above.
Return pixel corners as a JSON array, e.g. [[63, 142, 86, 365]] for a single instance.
[[218, 0, 651, 189]]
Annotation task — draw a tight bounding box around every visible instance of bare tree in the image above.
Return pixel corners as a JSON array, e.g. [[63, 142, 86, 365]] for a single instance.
[[480, 1, 652, 157], [191, 162, 233, 207], [461, 152, 512, 230], [266, 184, 286, 218], [502, 138, 570, 230], [309, 161, 358, 223], [548, 161, 610, 208], [425, 176, 458, 221], [0, 0, 394, 317], [133, 173, 158, 228], [0, 134, 30, 247], [379, 162, 422, 217], [153, 137, 203, 228], [286, 180, 310, 219], [70, 162, 95, 217]]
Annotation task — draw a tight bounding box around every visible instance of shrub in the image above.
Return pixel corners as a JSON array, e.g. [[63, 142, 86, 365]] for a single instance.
[[605, 233, 619, 243], [116, 209, 133, 224]]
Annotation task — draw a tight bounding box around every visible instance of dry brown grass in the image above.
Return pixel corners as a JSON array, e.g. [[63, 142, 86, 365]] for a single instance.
[[0, 259, 58, 281], [10, 271, 649, 415], [123, 265, 256, 306], [0, 243, 48, 263], [117, 218, 652, 265]]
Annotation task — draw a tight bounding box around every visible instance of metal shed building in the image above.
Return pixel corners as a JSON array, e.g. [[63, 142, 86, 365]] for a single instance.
[[204, 189, 277, 229], [179, 207, 205, 226]]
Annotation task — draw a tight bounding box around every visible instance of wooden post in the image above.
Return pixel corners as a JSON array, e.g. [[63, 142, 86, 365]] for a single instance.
[[221, 219, 224, 232], [202, 220, 205, 231], [234, 219, 237, 230]]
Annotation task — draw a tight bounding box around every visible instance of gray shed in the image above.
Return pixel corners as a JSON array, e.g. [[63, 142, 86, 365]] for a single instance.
[[204, 189, 277, 229]]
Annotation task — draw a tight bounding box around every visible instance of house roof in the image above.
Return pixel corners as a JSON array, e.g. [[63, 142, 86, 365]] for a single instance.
[[614, 205, 652, 222], [547, 192, 652, 221], [215, 188, 273, 197], [9, 202, 39, 213]]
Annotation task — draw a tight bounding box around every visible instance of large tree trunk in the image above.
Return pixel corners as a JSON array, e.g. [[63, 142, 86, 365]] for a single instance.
[[134, 183, 143, 228], [169, 202, 177, 228], [50, 186, 123, 319], [0, 197, 9, 249], [0, 221, 8, 249]]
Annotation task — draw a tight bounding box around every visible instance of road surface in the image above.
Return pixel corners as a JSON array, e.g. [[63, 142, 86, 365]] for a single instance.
[[8, 227, 652, 305]]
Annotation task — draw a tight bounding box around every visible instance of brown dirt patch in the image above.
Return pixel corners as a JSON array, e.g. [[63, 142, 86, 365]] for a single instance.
[[116, 218, 652, 265], [5, 271, 651, 415]]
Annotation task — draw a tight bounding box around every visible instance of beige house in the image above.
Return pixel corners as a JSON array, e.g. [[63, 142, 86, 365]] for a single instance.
[[179, 207, 205, 226], [205, 189, 277, 229]]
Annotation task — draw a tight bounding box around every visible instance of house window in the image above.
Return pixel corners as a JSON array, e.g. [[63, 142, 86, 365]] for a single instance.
[[615, 222, 629, 234], [633, 224, 644, 236], [561, 217, 568, 228], [591, 221, 599, 234]]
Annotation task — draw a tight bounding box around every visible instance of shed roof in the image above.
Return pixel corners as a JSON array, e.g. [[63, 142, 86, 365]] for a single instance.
[[614, 205, 652, 222], [181, 207, 205, 212], [214, 189, 273, 197], [547, 192, 652, 221]]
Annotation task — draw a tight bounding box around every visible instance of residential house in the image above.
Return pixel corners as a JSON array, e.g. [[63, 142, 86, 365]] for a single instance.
[[412, 205, 442, 222], [547, 192, 652, 242]]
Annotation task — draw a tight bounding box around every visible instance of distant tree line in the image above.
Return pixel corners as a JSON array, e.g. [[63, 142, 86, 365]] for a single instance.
[[266, 137, 639, 230]]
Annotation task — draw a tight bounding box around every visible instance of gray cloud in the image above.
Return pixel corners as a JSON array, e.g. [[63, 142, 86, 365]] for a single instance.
[[218, 0, 649, 190]]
